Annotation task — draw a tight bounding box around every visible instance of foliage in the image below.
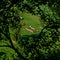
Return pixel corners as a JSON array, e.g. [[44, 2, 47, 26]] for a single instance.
[[0, 0, 27, 60], [0, 0, 60, 60], [19, 0, 60, 60]]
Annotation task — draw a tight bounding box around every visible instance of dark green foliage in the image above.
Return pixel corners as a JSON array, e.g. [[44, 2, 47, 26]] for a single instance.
[[19, 30, 60, 60], [0, 0, 60, 60], [0, 0, 27, 60]]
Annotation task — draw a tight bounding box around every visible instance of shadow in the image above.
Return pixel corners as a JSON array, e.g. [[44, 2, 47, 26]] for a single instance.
[[21, 34, 38, 40], [19, 34, 39, 46]]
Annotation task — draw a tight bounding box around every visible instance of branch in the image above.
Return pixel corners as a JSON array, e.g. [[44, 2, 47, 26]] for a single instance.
[[38, 23, 60, 39]]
